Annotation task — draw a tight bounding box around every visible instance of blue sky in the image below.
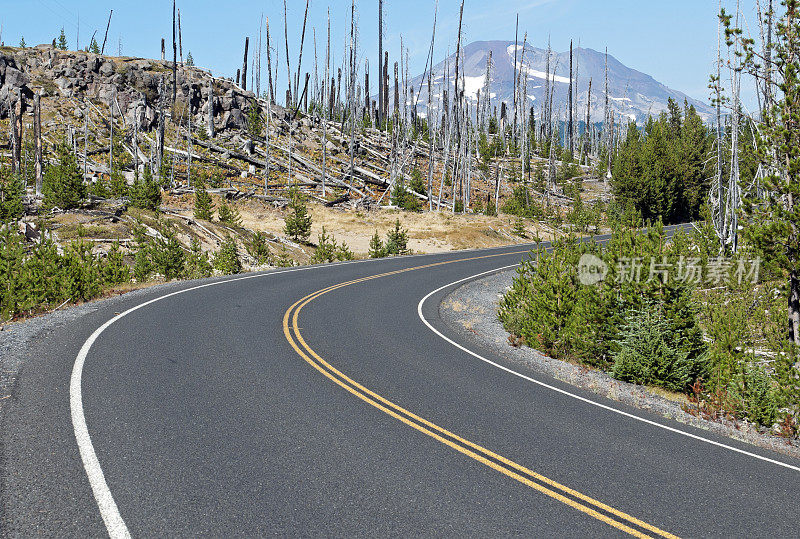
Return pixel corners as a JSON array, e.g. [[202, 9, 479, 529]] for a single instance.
[[1, 1, 758, 105]]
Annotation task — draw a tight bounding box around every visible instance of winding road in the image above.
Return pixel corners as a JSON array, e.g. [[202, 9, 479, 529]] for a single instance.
[[2, 227, 800, 537]]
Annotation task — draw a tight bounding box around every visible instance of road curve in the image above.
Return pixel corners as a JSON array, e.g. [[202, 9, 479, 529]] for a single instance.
[[2, 226, 800, 537]]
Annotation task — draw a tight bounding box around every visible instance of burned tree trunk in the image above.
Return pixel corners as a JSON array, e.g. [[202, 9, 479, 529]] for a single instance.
[[283, 0, 292, 107], [207, 80, 215, 138], [266, 17, 274, 103], [378, 0, 384, 126], [295, 0, 310, 105], [157, 77, 165, 178], [34, 92, 42, 196], [393, 61, 399, 120], [172, 0, 177, 104], [14, 90, 24, 176], [101, 10, 113, 55], [178, 9, 183, 65], [383, 51, 389, 120], [568, 40, 574, 155], [161, 38, 165, 61], [364, 61, 370, 117], [242, 37, 249, 91]]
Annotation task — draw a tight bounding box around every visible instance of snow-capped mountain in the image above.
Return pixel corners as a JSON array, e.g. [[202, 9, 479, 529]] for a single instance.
[[406, 40, 713, 125]]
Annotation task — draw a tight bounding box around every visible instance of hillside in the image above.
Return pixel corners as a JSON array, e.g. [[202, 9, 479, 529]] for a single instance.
[[1, 43, 585, 319]]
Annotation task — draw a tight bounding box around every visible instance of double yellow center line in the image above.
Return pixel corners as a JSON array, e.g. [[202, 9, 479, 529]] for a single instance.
[[282, 252, 679, 538]]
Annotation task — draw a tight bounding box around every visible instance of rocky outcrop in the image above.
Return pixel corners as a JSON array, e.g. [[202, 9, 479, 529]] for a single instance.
[[0, 45, 260, 134], [0, 54, 32, 117]]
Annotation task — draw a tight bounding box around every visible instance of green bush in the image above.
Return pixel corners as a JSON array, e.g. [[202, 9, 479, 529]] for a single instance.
[[185, 238, 213, 279], [502, 184, 542, 218], [194, 180, 214, 221], [611, 305, 704, 392], [368, 231, 386, 258], [391, 182, 422, 212], [728, 364, 779, 427], [499, 223, 709, 382], [213, 236, 242, 274], [408, 169, 426, 195], [385, 219, 409, 256], [218, 201, 242, 227], [149, 227, 186, 281], [0, 170, 25, 223], [312, 226, 354, 263], [284, 187, 312, 242], [102, 241, 132, 285], [43, 141, 86, 210], [60, 241, 102, 302], [129, 167, 162, 211], [246, 231, 271, 265]]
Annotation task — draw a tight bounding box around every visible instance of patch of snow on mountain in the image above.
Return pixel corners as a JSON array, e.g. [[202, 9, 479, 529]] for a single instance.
[[516, 63, 571, 84], [460, 75, 486, 99], [507, 44, 523, 56]]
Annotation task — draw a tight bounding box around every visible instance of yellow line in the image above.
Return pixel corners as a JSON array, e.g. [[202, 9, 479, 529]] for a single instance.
[[282, 252, 678, 538]]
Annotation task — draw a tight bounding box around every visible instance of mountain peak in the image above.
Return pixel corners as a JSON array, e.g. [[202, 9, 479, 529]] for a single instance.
[[409, 40, 712, 124]]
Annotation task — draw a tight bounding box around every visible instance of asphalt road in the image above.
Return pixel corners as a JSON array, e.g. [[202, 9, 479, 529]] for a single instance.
[[2, 225, 800, 537]]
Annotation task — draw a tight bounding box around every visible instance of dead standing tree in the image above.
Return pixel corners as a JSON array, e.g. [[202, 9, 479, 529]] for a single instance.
[[34, 92, 42, 196], [283, 0, 292, 107], [172, 0, 178, 105], [294, 0, 310, 107], [378, 0, 384, 127], [101, 10, 113, 55], [242, 37, 249, 91]]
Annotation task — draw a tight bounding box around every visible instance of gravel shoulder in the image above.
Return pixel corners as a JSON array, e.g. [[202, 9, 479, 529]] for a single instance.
[[439, 268, 800, 461]]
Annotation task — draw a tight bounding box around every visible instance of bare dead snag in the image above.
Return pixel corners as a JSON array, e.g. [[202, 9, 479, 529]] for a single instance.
[[34, 92, 42, 196], [242, 37, 249, 91], [101, 10, 113, 55]]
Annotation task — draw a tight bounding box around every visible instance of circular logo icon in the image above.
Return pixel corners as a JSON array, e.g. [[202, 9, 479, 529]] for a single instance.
[[578, 254, 608, 286]]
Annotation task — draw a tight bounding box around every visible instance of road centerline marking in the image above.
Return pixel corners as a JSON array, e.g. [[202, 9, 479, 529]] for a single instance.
[[283, 252, 677, 538]]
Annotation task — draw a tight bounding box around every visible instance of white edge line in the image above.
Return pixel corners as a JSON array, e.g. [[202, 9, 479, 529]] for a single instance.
[[69, 224, 694, 536], [416, 264, 800, 474], [70, 263, 340, 538]]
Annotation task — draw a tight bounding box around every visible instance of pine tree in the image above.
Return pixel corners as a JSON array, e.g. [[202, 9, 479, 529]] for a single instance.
[[89, 37, 100, 54], [43, 141, 86, 209], [194, 179, 214, 220], [368, 230, 385, 258], [0, 228, 25, 319], [247, 102, 264, 138], [150, 225, 186, 281], [102, 241, 132, 285], [57, 27, 68, 50], [132, 225, 152, 282], [213, 236, 242, 274], [385, 219, 409, 255], [283, 187, 312, 242], [60, 241, 102, 302], [129, 166, 161, 211], [0, 170, 25, 223], [311, 226, 339, 263], [185, 238, 213, 279], [186, 51, 194, 66], [246, 231, 271, 265], [217, 201, 242, 227], [19, 36, 26, 49]]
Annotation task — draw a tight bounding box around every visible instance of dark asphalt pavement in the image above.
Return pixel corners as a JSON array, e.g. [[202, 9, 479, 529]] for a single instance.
[[2, 225, 799, 537]]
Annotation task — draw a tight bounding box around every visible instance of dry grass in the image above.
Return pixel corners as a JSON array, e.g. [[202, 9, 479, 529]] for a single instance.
[[229, 195, 555, 256]]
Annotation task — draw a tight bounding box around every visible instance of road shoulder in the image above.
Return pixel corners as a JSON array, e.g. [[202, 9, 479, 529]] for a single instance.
[[438, 268, 800, 460]]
